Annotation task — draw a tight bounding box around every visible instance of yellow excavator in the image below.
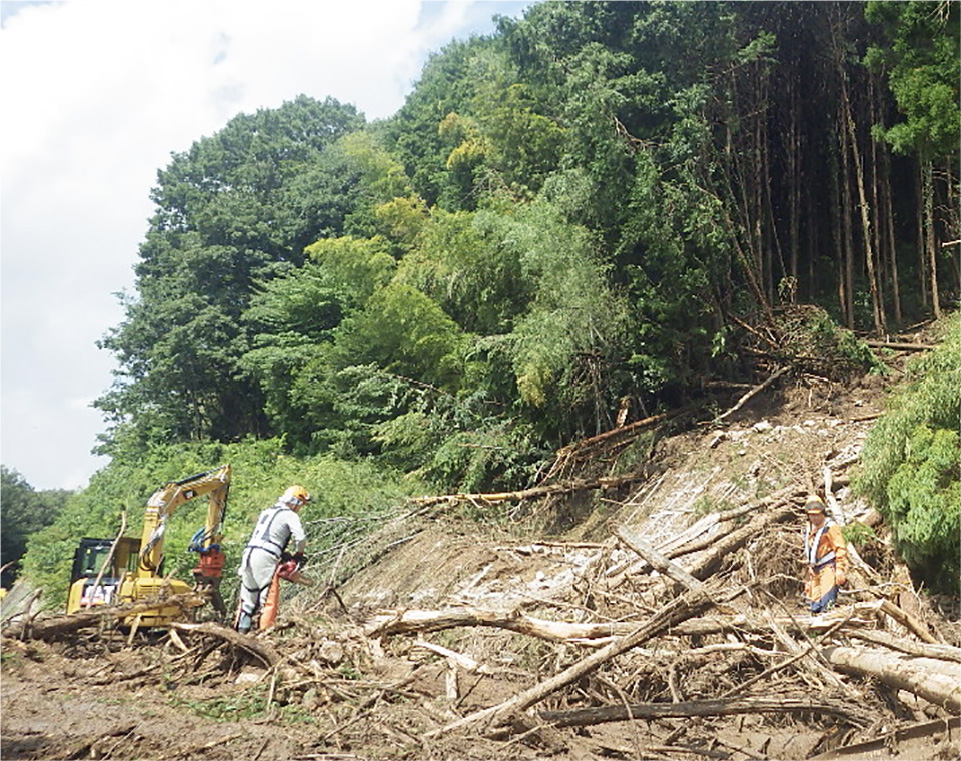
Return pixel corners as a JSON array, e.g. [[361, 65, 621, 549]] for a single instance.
[[66, 464, 232, 626]]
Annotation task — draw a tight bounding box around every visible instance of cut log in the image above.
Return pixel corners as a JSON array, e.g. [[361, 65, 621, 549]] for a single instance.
[[822, 646, 961, 713]]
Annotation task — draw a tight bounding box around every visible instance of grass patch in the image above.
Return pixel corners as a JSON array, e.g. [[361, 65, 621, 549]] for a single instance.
[[170, 684, 314, 724]]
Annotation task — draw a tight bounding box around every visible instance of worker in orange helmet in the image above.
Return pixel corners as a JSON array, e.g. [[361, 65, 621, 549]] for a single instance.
[[235, 485, 311, 633], [803, 494, 848, 613]]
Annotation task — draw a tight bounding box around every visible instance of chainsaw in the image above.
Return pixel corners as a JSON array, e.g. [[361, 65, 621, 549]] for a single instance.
[[277, 553, 314, 586]]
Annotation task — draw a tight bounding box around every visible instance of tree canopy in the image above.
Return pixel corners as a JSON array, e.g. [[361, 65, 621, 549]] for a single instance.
[[90, 2, 959, 485], [1, 467, 71, 588], [9, 2, 957, 598]]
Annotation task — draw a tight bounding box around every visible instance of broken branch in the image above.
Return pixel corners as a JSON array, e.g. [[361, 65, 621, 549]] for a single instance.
[[538, 696, 872, 729], [715, 365, 790, 423], [169, 621, 281, 669]]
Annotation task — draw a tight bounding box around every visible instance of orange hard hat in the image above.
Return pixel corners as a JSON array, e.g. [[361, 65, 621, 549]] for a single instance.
[[281, 485, 311, 506]]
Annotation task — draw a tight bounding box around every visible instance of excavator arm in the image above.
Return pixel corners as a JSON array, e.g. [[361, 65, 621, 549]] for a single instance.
[[139, 464, 231, 573], [136, 463, 231, 614]]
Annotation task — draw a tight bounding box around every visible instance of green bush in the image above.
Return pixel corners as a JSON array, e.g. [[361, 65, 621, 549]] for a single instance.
[[854, 312, 960, 593]]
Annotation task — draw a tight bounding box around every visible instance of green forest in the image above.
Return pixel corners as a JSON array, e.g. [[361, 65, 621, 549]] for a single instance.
[[5, 1, 959, 604]]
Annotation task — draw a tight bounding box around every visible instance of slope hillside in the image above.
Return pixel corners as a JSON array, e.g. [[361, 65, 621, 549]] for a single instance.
[[2, 339, 959, 761]]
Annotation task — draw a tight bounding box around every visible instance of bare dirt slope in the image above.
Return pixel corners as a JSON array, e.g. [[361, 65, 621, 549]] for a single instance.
[[3, 347, 960, 761]]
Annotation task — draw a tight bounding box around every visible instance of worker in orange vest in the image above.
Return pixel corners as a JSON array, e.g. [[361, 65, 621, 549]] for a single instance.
[[803, 495, 848, 613]]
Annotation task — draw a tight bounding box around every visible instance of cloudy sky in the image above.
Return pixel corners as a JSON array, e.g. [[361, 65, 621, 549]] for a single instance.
[[1, 0, 535, 491]]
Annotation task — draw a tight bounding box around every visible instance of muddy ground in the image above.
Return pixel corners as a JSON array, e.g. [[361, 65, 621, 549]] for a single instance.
[[2, 342, 959, 761]]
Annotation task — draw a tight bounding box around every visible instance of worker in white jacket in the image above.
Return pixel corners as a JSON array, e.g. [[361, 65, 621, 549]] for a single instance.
[[234, 485, 310, 633]]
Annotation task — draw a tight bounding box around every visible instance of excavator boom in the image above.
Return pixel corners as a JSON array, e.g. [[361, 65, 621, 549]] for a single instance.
[[138, 464, 231, 577]]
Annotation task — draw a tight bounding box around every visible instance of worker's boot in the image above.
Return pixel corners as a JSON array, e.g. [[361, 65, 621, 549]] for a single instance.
[[235, 609, 253, 634]]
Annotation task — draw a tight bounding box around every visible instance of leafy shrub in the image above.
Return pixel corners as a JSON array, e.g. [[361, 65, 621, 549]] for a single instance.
[[766, 305, 885, 379], [854, 312, 960, 592]]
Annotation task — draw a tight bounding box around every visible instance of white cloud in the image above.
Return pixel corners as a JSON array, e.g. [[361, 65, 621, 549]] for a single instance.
[[1, 0, 535, 490]]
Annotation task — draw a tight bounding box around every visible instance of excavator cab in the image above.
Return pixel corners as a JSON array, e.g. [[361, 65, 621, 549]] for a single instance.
[[67, 537, 142, 611]]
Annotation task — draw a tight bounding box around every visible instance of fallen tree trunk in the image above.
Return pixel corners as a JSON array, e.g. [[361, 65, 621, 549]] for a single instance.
[[846, 629, 961, 663], [406, 472, 645, 510], [367, 602, 884, 645], [810, 716, 960, 760], [603, 485, 803, 589], [368, 607, 636, 642], [672, 601, 884, 637], [823, 646, 961, 713], [538, 696, 872, 728], [554, 411, 682, 458], [425, 589, 715, 737], [878, 598, 939, 644], [716, 365, 790, 423], [561, 412, 674, 452], [614, 525, 709, 597], [864, 340, 933, 352], [687, 502, 797, 581], [1, 593, 206, 641]]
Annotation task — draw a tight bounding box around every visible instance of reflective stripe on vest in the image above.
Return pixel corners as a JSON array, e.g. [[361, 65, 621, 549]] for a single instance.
[[805, 521, 836, 567], [246, 505, 293, 556]]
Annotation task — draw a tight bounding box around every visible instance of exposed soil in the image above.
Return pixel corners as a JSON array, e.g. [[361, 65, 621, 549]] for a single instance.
[[3, 341, 959, 761]]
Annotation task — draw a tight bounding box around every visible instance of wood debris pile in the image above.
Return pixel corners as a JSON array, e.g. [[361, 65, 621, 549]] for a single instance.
[[732, 305, 879, 379], [10, 486, 957, 761], [348, 491, 959, 760]]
